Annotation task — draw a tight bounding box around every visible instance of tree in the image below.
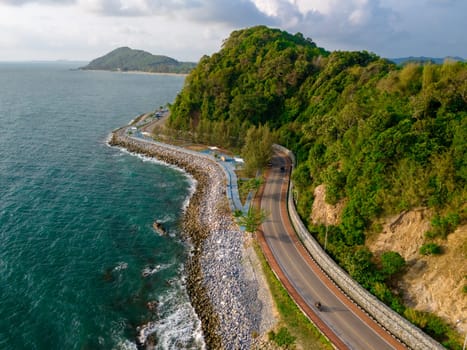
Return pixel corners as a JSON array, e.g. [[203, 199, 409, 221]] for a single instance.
[[380, 251, 406, 278], [343, 247, 377, 288], [237, 206, 268, 233], [241, 124, 274, 176]]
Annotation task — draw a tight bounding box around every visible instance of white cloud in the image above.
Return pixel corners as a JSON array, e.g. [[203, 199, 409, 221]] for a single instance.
[[77, 0, 151, 16], [248, 0, 399, 54], [0, 0, 465, 61], [250, 0, 276, 16], [300, 0, 333, 15], [0, 0, 74, 4]]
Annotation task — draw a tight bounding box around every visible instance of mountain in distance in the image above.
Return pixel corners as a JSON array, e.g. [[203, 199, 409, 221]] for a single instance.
[[389, 55, 465, 65], [80, 47, 197, 74]]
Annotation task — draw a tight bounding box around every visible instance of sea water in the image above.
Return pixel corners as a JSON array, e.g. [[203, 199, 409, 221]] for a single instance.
[[0, 63, 204, 349]]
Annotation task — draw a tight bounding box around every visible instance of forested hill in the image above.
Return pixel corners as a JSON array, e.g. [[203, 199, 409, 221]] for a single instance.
[[169, 25, 465, 234], [168, 25, 466, 347], [169, 26, 329, 129], [80, 47, 196, 74]]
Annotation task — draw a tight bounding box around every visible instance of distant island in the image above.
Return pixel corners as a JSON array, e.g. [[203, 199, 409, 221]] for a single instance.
[[80, 47, 197, 74], [389, 55, 465, 65]]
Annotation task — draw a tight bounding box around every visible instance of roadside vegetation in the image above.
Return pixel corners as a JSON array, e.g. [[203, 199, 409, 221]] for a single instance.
[[253, 240, 332, 350], [238, 177, 263, 204], [237, 207, 268, 233], [165, 25, 466, 348]]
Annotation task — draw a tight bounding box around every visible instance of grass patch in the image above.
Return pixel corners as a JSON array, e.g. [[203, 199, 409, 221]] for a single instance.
[[269, 327, 296, 348], [238, 177, 263, 205], [253, 239, 332, 350]]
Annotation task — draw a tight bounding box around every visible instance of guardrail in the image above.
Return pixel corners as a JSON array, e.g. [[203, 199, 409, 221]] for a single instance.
[[273, 144, 444, 350]]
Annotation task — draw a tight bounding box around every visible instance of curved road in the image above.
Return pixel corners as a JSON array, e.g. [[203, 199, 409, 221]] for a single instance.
[[258, 151, 405, 350]]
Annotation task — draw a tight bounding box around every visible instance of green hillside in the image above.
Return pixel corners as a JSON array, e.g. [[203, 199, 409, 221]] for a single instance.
[[167, 26, 466, 348], [80, 47, 196, 74], [169, 25, 465, 232]]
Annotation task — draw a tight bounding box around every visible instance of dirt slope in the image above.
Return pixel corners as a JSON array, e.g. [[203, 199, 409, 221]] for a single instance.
[[311, 184, 346, 226], [369, 210, 467, 335], [311, 185, 467, 335]]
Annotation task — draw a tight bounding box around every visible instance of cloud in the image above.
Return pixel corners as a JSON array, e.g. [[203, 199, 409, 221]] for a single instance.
[[0, 0, 466, 61], [164, 0, 402, 53], [376, 0, 467, 57], [250, 0, 304, 27], [0, 0, 294, 25], [251, 0, 402, 52], [74, 0, 274, 26], [0, 0, 400, 41], [0, 0, 74, 4], [185, 0, 276, 27], [78, 0, 152, 16], [426, 0, 461, 6]]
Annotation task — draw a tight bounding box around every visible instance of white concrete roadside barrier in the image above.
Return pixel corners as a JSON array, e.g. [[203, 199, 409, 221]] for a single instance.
[[273, 144, 444, 350]]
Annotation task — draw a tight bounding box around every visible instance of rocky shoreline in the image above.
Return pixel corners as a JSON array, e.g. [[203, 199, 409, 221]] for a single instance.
[[109, 129, 277, 349]]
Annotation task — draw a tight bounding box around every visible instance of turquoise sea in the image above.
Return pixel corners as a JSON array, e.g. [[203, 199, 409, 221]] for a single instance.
[[0, 63, 204, 349]]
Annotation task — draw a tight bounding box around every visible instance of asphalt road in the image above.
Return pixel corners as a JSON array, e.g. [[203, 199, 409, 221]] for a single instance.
[[259, 151, 404, 350]]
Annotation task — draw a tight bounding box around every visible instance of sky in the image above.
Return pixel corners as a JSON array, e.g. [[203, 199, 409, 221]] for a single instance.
[[0, 0, 466, 62]]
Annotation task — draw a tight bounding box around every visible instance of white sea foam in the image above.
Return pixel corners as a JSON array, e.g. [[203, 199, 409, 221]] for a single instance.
[[105, 132, 115, 145], [114, 339, 138, 350], [113, 262, 128, 272], [152, 301, 205, 350], [132, 278, 206, 350], [136, 152, 197, 214], [107, 137, 205, 348], [113, 144, 186, 175], [140, 262, 172, 277], [182, 177, 197, 212], [111, 144, 197, 214], [154, 214, 171, 224], [137, 301, 205, 350]]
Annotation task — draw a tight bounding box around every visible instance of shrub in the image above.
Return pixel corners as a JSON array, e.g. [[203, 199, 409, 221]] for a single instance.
[[380, 251, 406, 277], [403, 308, 449, 341], [403, 308, 465, 348], [237, 207, 267, 233], [269, 327, 296, 348], [296, 188, 314, 219], [426, 212, 460, 239], [419, 243, 442, 255]]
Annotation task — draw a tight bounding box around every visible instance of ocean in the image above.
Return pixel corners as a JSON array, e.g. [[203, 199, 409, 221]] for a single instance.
[[0, 63, 204, 349]]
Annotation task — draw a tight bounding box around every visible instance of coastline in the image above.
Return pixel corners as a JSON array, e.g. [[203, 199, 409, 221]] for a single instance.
[[109, 128, 277, 349], [79, 68, 189, 76]]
